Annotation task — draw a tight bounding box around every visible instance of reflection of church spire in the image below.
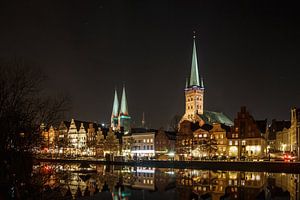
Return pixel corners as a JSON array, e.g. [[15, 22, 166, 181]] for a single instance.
[[119, 85, 128, 115]]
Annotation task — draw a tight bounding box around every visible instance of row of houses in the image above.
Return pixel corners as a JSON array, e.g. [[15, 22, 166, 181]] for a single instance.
[[40, 106, 300, 161]]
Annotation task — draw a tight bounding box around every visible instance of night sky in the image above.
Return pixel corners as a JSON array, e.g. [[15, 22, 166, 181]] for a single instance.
[[0, 1, 299, 129]]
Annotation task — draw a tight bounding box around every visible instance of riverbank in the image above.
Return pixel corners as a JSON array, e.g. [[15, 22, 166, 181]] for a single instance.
[[35, 157, 300, 174]]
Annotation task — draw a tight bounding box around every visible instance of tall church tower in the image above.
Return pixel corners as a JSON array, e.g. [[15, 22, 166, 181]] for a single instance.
[[182, 34, 204, 122], [118, 85, 131, 134], [111, 89, 119, 130]]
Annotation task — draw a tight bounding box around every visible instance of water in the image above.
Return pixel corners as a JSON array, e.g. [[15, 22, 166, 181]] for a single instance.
[[14, 162, 298, 200]]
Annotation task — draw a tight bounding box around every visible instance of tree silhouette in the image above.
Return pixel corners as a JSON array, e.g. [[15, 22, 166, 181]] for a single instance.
[[0, 58, 71, 153]]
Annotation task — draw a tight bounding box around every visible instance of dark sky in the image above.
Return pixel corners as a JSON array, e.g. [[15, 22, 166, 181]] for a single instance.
[[0, 0, 299, 129]]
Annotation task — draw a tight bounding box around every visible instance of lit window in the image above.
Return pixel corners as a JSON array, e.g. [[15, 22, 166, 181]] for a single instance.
[[203, 134, 207, 137], [235, 141, 238, 145], [150, 139, 153, 143], [229, 141, 232, 145], [143, 139, 146, 143]]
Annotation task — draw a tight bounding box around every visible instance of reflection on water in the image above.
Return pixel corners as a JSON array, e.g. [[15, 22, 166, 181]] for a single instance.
[[30, 163, 300, 200]]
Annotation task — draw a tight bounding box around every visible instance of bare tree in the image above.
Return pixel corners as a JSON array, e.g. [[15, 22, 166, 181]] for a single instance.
[[170, 114, 181, 132], [0, 58, 71, 153]]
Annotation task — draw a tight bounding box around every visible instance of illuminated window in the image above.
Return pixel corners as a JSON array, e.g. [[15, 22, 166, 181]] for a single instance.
[[203, 134, 207, 137], [143, 139, 146, 143], [150, 139, 153, 143], [147, 139, 149, 143], [229, 141, 232, 145], [235, 141, 238, 145]]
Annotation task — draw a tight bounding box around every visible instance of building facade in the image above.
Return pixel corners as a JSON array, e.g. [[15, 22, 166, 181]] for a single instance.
[[229, 107, 267, 159], [122, 132, 155, 160], [155, 128, 176, 160]]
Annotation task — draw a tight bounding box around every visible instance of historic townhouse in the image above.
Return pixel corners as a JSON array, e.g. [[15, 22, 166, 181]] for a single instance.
[[229, 107, 267, 160]]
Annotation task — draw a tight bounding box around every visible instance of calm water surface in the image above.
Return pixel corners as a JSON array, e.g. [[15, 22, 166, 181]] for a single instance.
[[25, 162, 300, 200]]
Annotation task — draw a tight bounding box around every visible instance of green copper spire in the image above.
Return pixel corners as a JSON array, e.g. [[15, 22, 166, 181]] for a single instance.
[[112, 89, 119, 117], [189, 35, 200, 87], [120, 85, 128, 115]]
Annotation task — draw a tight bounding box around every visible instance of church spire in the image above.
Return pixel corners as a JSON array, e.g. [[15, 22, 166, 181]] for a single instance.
[[189, 33, 201, 87], [120, 85, 128, 115], [111, 89, 119, 117]]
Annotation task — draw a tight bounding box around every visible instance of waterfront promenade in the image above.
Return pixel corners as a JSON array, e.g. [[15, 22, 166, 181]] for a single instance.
[[35, 157, 300, 174]]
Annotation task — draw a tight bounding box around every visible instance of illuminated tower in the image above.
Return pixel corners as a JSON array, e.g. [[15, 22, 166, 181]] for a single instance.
[[118, 85, 131, 134], [182, 34, 204, 122], [111, 89, 119, 130]]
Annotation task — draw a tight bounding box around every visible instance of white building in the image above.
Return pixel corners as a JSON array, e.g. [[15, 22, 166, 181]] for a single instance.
[[123, 132, 155, 159], [68, 119, 87, 155]]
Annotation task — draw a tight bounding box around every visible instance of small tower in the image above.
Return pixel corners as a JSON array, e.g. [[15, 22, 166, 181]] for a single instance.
[[142, 112, 145, 128], [118, 85, 131, 134], [182, 33, 205, 122], [111, 89, 119, 130]]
